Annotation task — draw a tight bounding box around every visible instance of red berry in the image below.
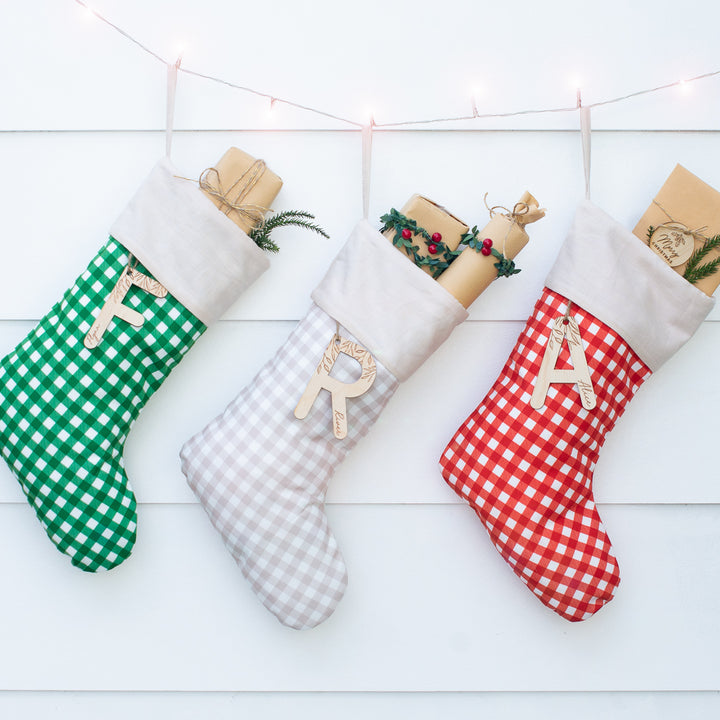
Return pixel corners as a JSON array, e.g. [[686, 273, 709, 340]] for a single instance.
[[432, 232, 442, 243], [483, 238, 493, 248], [401, 228, 412, 239], [481, 246, 492, 256], [428, 243, 438, 254]]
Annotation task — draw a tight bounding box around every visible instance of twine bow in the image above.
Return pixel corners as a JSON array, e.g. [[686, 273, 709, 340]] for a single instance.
[[198, 159, 270, 227], [481, 192, 543, 267], [484, 192, 545, 227], [651, 200, 709, 243], [485, 194, 530, 223]]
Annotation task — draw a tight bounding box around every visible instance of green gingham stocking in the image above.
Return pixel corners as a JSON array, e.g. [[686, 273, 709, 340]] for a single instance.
[[0, 240, 203, 569], [0, 159, 270, 571]]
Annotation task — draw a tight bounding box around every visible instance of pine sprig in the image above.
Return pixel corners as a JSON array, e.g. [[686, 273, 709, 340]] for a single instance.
[[684, 255, 720, 284], [683, 233, 720, 284], [647, 225, 720, 285], [249, 210, 329, 253]]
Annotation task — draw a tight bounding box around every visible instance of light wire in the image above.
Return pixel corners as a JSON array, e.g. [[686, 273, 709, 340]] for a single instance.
[[73, 0, 720, 129]]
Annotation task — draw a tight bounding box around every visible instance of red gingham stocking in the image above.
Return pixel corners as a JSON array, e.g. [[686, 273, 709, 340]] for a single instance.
[[439, 201, 714, 621], [440, 288, 651, 621]]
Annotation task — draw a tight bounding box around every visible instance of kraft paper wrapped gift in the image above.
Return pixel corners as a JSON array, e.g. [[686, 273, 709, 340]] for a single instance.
[[633, 164, 720, 296]]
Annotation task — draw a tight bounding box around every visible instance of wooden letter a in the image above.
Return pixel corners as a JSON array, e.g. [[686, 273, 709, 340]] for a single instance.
[[530, 316, 597, 411]]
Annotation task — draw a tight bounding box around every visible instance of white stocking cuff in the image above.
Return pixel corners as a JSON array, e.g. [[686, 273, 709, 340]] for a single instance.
[[110, 158, 270, 326], [546, 201, 714, 371], [311, 220, 468, 382]]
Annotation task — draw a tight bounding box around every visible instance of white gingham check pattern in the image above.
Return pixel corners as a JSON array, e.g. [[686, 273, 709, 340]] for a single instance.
[[441, 288, 651, 621], [181, 303, 399, 630], [0, 237, 205, 571]]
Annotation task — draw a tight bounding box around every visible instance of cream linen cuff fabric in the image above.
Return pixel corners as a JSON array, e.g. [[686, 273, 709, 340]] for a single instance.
[[546, 201, 714, 371], [311, 219, 468, 382], [110, 158, 270, 326]]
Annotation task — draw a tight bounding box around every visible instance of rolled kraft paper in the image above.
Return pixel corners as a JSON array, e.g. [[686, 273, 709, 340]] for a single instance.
[[201, 147, 283, 234], [438, 191, 544, 308], [632, 164, 720, 296], [383, 194, 469, 276]]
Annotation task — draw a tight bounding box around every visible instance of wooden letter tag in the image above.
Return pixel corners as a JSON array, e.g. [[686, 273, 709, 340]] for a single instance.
[[648, 223, 695, 267], [84, 266, 168, 349], [530, 316, 597, 411], [294, 334, 377, 440]]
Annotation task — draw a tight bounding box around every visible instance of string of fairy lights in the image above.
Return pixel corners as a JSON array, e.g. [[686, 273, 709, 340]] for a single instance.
[[69, 0, 720, 211], [72, 0, 720, 131]]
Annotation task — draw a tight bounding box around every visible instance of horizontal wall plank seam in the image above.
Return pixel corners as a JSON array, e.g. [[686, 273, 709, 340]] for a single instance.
[[0, 686, 718, 693], [0, 501, 716, 508], [1, 319, 719, 325], [0, 689, 719, 696], [1, 128, 719, 134]]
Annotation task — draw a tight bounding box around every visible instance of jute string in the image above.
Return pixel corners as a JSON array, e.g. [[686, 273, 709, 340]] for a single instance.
[[483, 193, 532, 256], [197, 159, 270, 227], [651, 200, 708, 242]]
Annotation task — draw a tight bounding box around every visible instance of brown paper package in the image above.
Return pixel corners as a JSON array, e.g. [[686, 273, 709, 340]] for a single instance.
[[201, 147, 283, 234], [438, 191, 544, 308], [382, 195, 469, 275], [633, 164, 720, 297]]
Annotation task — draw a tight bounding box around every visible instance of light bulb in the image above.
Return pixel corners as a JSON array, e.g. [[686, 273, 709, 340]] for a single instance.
[[172, 42, 186, 66], [569, 73, 584, 90], [470, 86, 482, 117]]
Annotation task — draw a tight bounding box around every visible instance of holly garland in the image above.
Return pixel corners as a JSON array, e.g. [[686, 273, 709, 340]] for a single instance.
[[380, 210, 521, 279], [461, 225, 521, 278], [380, 208, 459, 278]]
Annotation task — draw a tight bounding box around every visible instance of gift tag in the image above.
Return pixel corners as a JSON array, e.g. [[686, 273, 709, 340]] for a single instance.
[[84, 264, 168, 349], [648, 222, 695, 267], [294, 331, 377, 440], [530, 315, 596, 411]]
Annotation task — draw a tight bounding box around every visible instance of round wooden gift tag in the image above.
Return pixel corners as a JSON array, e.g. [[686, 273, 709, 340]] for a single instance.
[[648, 222, 695, 267]]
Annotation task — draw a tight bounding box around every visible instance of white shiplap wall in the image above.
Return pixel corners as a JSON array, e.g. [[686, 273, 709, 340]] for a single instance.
[[1, 1, 720, 717]]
